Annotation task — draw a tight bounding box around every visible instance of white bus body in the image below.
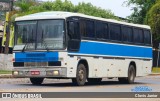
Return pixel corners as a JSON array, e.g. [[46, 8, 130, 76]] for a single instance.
[[13, 11, 152, 86]]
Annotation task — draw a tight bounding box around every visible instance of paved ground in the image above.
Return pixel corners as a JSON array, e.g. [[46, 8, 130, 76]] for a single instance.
[[0, 76, 160, 92], [0, 76, 160, 101]]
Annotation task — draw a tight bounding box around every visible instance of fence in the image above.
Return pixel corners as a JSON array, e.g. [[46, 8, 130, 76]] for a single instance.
[[153, 50, 160, 67]]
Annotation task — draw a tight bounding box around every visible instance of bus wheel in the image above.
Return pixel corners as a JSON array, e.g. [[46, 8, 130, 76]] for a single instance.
[[30, 78, 44, 85], [118, 65, 136, 84], [72, 64, 87, 86], [87, 78, 102, 84]]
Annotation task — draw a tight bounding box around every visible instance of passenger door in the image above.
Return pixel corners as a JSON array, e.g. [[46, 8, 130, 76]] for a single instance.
[[67, 21, 81, 52]]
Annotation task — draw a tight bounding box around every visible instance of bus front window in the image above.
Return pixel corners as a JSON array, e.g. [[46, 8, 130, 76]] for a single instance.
[[15, 20, 65, 51], [15, 21, 37, 50], [37, 20, 65, 50]]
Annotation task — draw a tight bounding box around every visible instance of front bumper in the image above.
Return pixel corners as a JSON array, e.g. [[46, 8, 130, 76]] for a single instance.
[[12, 67, 67, 78]]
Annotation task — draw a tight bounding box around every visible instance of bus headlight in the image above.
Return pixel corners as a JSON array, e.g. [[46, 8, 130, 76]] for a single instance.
[[13, 71, 24, 75], [53, 71, 59, 75], [13, 71, 19, 75], [46, 70, 59, 76]]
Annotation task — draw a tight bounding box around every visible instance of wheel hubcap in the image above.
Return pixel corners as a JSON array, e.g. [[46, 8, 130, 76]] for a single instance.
[[78, 69, 84, 81]]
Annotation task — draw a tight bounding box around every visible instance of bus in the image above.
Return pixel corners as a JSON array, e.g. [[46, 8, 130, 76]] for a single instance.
[[12, 11, 152, 86]]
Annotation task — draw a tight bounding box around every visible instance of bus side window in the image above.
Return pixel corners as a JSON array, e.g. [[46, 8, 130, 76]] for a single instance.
[[144, 30, 151, 45], [67, 21, 80, 51], [96, 21, 104, 39], [81, 19, 95, 39], [68, 21, 80, 39], [133, 28, 144, 44], [110, 24, 121, 41], [122, 26, 133, 43], [104, 23, 109, 40], [96, 22, 109, 40], [68, 22, 74, 39], [86, 20, 94, 38], [80, 19, 87, 37]]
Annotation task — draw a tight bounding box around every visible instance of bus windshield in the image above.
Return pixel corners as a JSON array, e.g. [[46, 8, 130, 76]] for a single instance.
[[15, 20, 65, 51]]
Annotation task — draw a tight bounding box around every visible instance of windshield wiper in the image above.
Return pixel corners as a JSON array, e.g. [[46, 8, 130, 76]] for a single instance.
[[22, 39, 28, 52], [41, 29, 49, 51], [22, 29, 33, 52]]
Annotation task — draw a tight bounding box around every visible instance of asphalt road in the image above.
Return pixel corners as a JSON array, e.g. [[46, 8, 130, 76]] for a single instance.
[[0, 76, 160, 92], [0, 76, 160, 101]]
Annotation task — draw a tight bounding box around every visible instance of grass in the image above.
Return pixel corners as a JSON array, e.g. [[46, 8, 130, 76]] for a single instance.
[[0, 68, 159, 74], [0, 70, 12, 74], [152, 67, 160, 73]]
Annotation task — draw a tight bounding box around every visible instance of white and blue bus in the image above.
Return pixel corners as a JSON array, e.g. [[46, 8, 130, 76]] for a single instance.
[[12, 11, 152, 86]]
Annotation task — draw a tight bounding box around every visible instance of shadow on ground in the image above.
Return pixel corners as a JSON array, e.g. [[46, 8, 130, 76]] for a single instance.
[[20, 80, 148, 88]]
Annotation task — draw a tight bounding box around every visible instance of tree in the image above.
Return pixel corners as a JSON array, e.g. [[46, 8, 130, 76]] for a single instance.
[[146, 0, 160, 48], [126, 0, 156, 24], [12, 0, 119, 21], [75, 2, 117, 19], [15, 0, 39, 12]]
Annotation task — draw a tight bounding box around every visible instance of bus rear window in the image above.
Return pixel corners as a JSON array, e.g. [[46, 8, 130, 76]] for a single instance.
[[144, 30, 151, 45]]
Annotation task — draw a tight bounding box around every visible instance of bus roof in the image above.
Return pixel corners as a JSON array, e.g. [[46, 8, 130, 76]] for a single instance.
[[15, 11, 150, 29]]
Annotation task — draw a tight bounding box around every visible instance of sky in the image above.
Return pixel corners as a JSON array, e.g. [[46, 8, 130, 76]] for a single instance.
[[41, 0, 133, 18]]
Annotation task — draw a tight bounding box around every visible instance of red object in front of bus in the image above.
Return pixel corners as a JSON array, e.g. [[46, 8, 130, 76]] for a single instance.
[[31, 71, 40, 75]]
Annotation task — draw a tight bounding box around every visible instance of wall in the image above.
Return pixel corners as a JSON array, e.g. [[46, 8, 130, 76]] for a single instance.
[[0, 54, 13, 70]]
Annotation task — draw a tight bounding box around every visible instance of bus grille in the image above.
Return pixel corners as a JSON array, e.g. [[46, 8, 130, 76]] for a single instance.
[[24, 62, 48, 67]]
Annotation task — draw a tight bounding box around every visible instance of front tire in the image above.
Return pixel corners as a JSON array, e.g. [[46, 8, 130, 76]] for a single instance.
[[72, 64, 87, 86], [118, 65, 136, 84], [30, 78, 44, 85]]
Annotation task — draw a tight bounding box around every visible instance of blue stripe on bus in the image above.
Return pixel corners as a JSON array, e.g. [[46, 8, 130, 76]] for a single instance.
[[15, 52, 59, 62], [71, 41, 152, 59]]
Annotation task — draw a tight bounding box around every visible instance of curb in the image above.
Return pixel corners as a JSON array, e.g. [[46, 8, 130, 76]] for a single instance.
[[149, 73, 160, 76], [0, 74, 13, 78]]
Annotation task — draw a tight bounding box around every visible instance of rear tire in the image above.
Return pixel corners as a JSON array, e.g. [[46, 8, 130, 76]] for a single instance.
[[118, 65, 136, 84], [72, 64, 87, 86], [30, 78, 44, 85], [87, 78, 102, 84]]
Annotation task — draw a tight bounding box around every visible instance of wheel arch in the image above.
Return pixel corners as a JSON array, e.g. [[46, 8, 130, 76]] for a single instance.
[[78, 59, 89, 77]]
